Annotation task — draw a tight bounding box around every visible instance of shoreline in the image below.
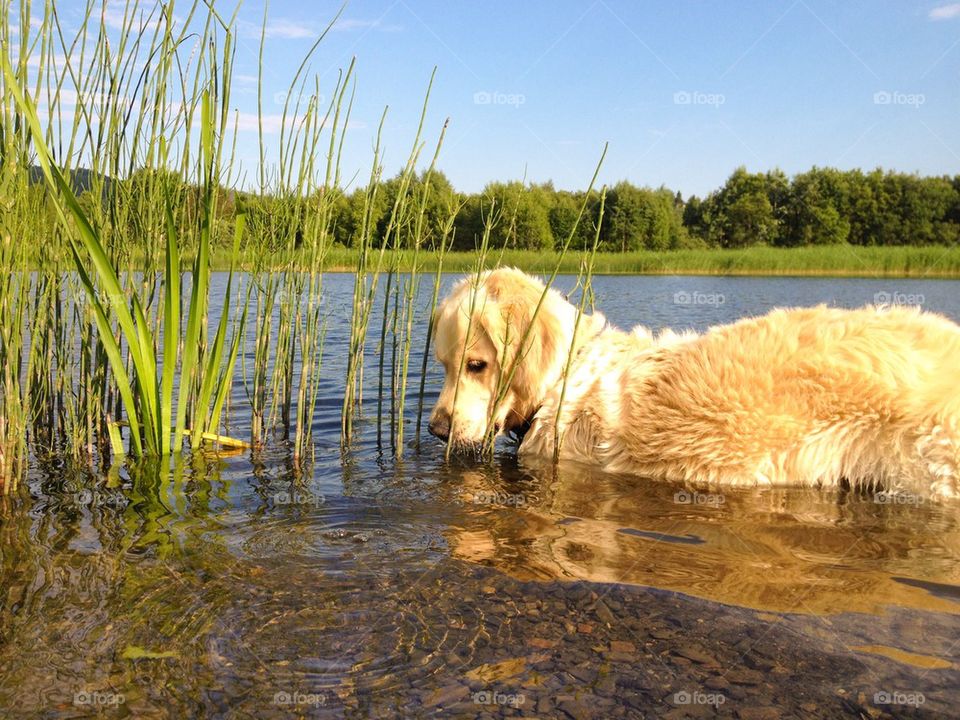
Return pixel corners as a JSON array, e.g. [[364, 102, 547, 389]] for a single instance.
[[315, 266, 960, 278], [203, 245, 960, 279]]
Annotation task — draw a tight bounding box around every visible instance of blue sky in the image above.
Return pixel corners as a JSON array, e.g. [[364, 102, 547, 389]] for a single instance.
[[46, 1, 960, 196], [222, 0, 960, 197]]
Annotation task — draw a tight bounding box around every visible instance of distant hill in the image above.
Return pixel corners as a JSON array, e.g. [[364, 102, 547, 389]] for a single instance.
[[28, 165, 111, 196]]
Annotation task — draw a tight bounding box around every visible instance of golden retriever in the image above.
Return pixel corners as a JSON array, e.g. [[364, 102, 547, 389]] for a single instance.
[[429, 268, 960, 499]]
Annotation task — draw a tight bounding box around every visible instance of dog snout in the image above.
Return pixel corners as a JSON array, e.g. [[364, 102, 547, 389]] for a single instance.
[[429, 411, 451, 441]]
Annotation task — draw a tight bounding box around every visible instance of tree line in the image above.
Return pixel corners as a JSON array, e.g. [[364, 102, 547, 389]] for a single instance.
[[60, 165, 960, 254], [318, 166, 960, 252]]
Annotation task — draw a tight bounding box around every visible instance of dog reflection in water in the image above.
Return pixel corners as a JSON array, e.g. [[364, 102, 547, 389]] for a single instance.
[[448, 462, 960, 615]]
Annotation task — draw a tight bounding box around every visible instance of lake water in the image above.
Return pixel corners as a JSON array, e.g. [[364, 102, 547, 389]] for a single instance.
[[1, 274, 958, 718]]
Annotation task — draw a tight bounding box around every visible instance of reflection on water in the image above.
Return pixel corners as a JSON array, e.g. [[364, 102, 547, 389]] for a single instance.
[[2, 274, 960, 717], [450, 458, 960, 616]]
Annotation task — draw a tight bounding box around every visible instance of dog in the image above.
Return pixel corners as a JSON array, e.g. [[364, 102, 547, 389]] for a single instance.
[[429, 268, 960, 499]]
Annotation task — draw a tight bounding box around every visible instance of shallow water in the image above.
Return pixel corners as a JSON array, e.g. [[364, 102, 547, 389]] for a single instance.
[[1, 274, 959, 718]]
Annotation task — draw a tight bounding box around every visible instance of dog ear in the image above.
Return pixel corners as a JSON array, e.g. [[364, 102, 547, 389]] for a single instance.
[[479, 270, 572, 408], [506, 292, 563, 394]]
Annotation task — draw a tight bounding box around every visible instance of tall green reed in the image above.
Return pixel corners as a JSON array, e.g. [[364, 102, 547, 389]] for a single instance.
[[553, 186, 606, 462], [231, 7, 357, 472], [2, 0, 249, 460], [340, 70, 444, 448], [478, 145, 608, 458], [444, 202, 498, 463]]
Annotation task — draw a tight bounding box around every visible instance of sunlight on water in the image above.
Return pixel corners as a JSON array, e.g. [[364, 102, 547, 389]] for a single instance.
[[451, 459, 960, 617], [2, 274, 959, 717]]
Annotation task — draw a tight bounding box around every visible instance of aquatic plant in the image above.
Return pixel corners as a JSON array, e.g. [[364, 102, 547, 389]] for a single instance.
[[2, 1, 248, 458], [0, 0, 610, 491]]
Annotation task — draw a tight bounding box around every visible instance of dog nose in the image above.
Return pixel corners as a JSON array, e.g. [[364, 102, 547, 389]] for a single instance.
[[429, 412, 450, 441]]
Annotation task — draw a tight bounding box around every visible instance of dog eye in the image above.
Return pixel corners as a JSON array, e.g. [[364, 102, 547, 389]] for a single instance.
[[466, 359, 487, 373]]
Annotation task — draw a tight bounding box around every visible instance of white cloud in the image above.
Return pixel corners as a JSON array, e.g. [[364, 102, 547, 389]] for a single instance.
[[929, 3, 960, 20], [100, 2, 175, 32], [102, 5, 127, 29], [233, 111, 305, 133], [33, 88, 138, 123], [233, 111, 366, 134], [238, 15, 402, 40], [237, 18, 318, 40], [25, 51, 72, 69], [6, 14, 45, 34], [266, 18, 318, 39], [333, 18, 402, 32]]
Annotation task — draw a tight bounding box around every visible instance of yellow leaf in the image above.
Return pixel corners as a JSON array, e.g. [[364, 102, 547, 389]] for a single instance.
[[464, 657, 527, 682]]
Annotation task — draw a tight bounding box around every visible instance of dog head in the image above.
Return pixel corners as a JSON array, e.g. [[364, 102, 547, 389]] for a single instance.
[[429, 268, 598, 452]]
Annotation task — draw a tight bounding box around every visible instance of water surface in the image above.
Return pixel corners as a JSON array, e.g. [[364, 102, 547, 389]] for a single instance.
[[1, 274, 958, 718]]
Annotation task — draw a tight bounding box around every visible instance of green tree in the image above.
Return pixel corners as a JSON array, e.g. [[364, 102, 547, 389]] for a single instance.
[[548, 191, 582, 248], [473, 181, 554, 251], [605, 182, 686, 251], [782, 169, 850, 246], [705, 168, 779, 247]]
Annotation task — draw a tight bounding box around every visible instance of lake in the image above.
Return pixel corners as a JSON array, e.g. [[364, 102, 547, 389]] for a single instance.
[[1, 273, 958, 718]]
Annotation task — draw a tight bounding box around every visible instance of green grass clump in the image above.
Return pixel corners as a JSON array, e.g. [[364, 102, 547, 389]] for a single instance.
[[0, 0, 352, 479]]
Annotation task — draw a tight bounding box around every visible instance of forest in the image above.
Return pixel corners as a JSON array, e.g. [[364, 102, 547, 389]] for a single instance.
[[267, 165, 960, 253], [40, 165, 960, 258]]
